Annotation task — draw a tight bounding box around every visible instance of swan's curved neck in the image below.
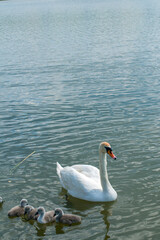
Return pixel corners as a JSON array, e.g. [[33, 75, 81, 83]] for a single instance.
[[99, 151, 110, 192], [38, 212, 45, 223], [56, 210, 63, 222]]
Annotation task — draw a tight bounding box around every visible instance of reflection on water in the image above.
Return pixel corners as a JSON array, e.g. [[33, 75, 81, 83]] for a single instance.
[[59, 188, 115, 238], [30, 188, 116, 238], [35, 223, 47, 237], [101, 207, 111, 239], [0, 203, 3, 210], [55, 224, 65, 234]]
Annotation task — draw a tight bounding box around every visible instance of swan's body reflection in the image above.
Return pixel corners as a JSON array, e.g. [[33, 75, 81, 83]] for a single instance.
[[0, 197, 3, 209], [101, 207, 111, 239]]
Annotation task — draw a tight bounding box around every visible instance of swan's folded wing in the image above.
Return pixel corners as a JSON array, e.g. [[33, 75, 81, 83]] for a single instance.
[[59, 166, 100, 200], [45, 211, 55, 222], [71, 164, 100, 181]]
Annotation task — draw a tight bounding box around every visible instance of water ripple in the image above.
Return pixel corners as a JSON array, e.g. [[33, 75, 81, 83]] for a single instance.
[[1, 0, 160, 239]]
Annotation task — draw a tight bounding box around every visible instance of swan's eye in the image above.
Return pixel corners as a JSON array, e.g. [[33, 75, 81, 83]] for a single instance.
[[105, 146, 112, 153]]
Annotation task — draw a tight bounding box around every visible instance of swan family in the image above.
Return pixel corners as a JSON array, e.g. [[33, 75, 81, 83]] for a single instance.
[[2, 141, 117, 232], [57, 142, 117, 202]]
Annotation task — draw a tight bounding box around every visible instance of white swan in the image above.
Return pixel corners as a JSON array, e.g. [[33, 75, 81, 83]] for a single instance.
[[56, 142, 117, 202]]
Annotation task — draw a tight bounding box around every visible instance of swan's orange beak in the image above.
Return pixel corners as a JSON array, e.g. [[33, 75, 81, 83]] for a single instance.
[[108, 151, 117, 160]]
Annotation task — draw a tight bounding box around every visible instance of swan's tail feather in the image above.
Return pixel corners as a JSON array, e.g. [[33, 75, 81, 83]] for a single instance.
[[56, 162, 66, 189], [56, 162, 63, 178]]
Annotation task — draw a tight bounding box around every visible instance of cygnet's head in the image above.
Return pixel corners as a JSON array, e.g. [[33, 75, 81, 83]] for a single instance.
[[24, 205, 34, 214], [99, 142, 117, 159], [54, 208, 64, 216], [20, 199, 28, 207], [35, 207, 45, 216]]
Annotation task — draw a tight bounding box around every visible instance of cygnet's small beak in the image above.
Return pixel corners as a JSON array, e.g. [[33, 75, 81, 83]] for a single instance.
[[108, 151, 117, 160], [35, 211, 38, 216]]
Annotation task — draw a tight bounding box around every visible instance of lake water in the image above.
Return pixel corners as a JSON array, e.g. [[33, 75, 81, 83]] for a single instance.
[[0, 0, 160, 239]]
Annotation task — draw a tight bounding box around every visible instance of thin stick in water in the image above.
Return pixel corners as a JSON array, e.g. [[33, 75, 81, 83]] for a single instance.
[[10, 151, 35, 174]]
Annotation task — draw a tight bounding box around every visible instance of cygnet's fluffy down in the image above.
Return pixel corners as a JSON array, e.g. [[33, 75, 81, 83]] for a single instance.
[[54, 208, 81, 225], [8, 199, 28, 217], [35, 207, 55, 224], [24, 205, 38, 220]]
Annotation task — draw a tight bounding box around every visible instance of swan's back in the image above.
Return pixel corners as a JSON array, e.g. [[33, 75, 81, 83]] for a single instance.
[[8, 206, 24, 217], [59, 214, 81, 225], [25, 206, 38, 220], [44, 210, 55, 223]]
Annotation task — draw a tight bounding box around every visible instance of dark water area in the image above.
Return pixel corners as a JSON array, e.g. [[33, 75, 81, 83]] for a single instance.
[[0, 0, 160, 239]]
